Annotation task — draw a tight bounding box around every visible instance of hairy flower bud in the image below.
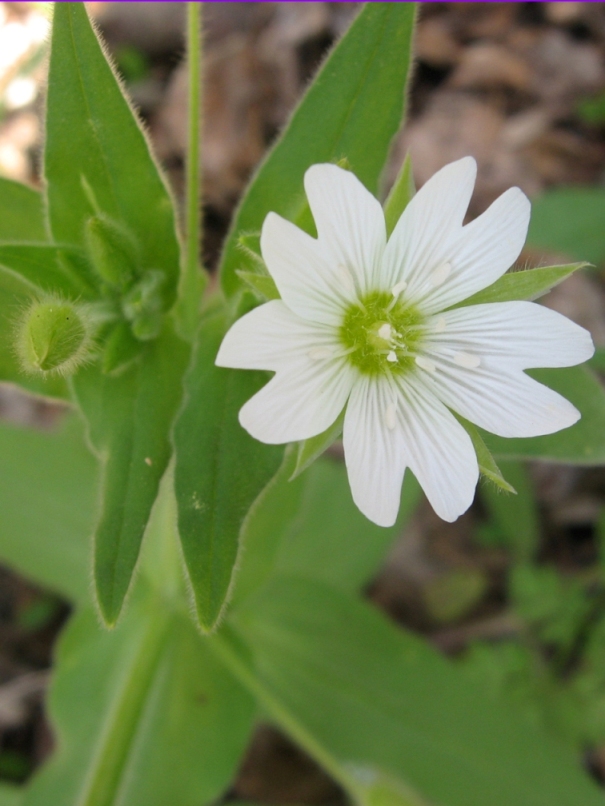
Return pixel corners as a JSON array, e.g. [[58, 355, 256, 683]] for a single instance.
[[15, 298, 93, 377], [85, 215, 138, 288]]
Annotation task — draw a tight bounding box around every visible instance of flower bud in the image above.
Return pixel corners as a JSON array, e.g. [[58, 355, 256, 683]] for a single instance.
[[15, 298, 93, 377], [85, 215, 138, 289]]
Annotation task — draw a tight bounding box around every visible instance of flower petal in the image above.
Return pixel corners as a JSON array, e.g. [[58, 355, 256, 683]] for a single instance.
[[343, 375, 406, 527], [393, 375, 478, 523], [381, 157, 477, 292], [419, 359, 580, 438], [216, 300, 338, 372], [424, 301, 594, 371], [304, 164, 386, 295], [417, 187, 531, 315], [261, 213, 351, 326], [239, 356, 355, 445]]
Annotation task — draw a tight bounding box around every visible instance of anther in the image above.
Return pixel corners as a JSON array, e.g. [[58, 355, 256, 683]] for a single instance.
[[453, 352, 481, 369], [391, 280, 407, 298], [378, 323, 392, 341], [385, 403, 397, 430], [429, 262, 452, 288], [415, 356, 436, 373], [434, 316, 446, 333], [309, 347, 333, 360], [387, 351, 397, 363]]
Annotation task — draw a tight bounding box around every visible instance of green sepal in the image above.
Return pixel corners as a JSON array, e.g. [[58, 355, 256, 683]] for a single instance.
[[291, 407, 345, 480], [235, 270, 280, 302], [85, 214, 138, 289], [15, 297, 92, 378], [452, 263, 588, 309], [384, 153, 415, 238], [455, 414, 516, 494]]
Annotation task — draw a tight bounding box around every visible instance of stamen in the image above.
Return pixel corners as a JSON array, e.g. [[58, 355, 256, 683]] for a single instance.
[[385, 403, 397, 430], [415, 356, 436, 373], [453, 352, 481, 369], [429, 262, 452, 288], [386, 350, 397, 363], [378, 323, 392, 341], [308, 347, 333, 360], [434, 316, 446, 333], [391, 280, 407, 298]]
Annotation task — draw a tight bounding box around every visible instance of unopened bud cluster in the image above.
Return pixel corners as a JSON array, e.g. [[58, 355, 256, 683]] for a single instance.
[[16, 215, 170, 380]]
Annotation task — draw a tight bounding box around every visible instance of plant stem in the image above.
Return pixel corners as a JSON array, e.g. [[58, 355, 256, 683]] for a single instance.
[[177, 1, 206, 340]]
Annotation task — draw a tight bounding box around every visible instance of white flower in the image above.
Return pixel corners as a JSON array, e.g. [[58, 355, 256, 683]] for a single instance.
[[216, 158, 594, 527]]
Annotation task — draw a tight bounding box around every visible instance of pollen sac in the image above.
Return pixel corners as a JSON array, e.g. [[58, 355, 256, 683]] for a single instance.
[[85, 214, 138, 289], [16, 298, 92, 377], [122, 269, 165, 341]]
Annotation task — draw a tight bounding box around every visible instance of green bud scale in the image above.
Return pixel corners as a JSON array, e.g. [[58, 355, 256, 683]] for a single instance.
[[15, 297, 93, 378]]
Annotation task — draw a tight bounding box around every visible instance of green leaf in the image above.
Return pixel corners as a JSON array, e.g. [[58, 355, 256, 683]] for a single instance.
[[479, 461, 540, 562], [223, 577, 605, 806], [0, 244, 97, 298], [455, 416, 516, 493], [291, 408, 345, 481], [527, 187, 605, 265], [452, 263, 588, 308], [230, 449, 306, 607], [219, 2, 416, 295], [71, 324, 189, 625], [232, 454, 421, 609], [26, 588, 254, 806], [45, 3, 181, 306], [0, 786, 22, 806], [0, 177, 46, 243], [0, 415, 96, 603], [0, 269, 68, 400], [384, 153, 415, 238], [484, 366, 605, 464], [173, 307, 283, 632], [275, 459, 421, 594]]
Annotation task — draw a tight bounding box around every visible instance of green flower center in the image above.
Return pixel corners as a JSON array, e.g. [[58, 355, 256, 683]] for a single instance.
[[339, 291, 425, 376]]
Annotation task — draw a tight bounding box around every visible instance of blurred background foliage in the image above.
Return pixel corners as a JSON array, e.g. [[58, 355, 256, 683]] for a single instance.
[[2, 0, 605, 799]]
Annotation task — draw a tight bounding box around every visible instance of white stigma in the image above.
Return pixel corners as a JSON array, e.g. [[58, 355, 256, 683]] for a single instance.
[[338, 264, 356, 295], [309, 347, 333, 361], [429, 262, 452, 288], [415, 356, 436, 373], [378, 323, 392, 341], [434, 316, 446, 333], [453, 352, 481, 369], [387, 350, 397, 363], [385, 403, 397, 430], [391, 280, 407, 298]]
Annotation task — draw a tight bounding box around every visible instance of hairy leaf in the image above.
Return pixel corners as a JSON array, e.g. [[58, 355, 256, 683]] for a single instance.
[[220, 3, 416, 295], [72, 324, 189, 625], [45, 3, 180, 306], [173, 307, 283, 632]]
